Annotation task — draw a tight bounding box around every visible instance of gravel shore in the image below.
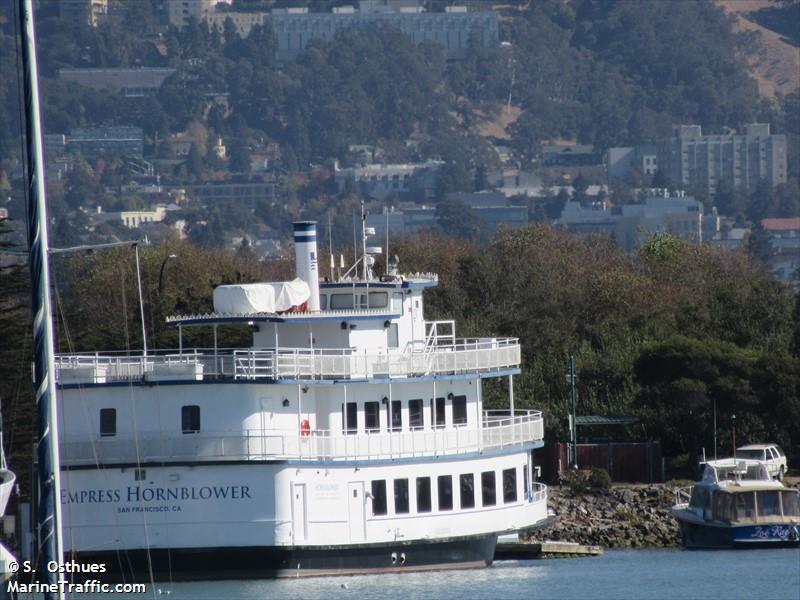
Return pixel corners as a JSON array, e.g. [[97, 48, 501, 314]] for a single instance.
[[529, 484, 682, 548]]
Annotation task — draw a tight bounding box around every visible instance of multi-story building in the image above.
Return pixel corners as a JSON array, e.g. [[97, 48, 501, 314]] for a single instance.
[[205, 11, 267, 37], [59, 0, 108, 31], [557, 189, 710, 253], [334, 161, 443, 200], [168, 0, 233, 29], [607, 124, 787, 197], [271, 3, 498, 61], [67, 126, 144, 161], [656, 124, 787, 196]]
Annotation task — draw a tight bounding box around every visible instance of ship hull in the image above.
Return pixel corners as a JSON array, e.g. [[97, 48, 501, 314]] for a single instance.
[[676, 515, 800, 549], [72, 534, 497, 581]]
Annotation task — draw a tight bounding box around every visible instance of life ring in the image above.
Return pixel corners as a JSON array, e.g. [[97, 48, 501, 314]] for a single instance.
[[300, 419, 311, 437]]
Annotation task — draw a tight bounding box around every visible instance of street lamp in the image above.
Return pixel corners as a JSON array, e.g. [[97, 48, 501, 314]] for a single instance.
[[158, 253, 177, 294], [731, 413, 737, 455]]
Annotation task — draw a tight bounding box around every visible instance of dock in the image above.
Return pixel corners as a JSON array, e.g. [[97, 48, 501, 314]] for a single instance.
[[494, 538, 603, 560]]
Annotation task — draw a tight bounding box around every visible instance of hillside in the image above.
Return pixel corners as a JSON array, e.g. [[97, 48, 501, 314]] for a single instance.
[[717, 0, 800, 100]]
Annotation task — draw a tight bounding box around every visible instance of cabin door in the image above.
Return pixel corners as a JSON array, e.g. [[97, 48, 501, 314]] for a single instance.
[[347, 481, 366, 542], [291, 482, 307, 543]]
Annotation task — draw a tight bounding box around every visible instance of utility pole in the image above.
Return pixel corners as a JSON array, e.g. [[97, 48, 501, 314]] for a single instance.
[[568, 353, 578, 470]]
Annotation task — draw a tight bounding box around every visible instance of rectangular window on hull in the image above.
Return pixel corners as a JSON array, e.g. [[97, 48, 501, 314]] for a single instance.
[[100, 408, 116, 437], [181, 405, 200, 434], [394, 479, 409, 514], [416, 477, 431, 513], [460, 474, 475, 509], [365, 401, 379, 432], [390, 400, 402, 432], [409, 399, 423, 430], [438, 475, 453, 511], [371, 480, 387, 516], [343, 402, 357, 434], [330, 293, 354, 309], [452, 395, 467, 426], [433, 397, 445, 428], [503, 468, 517, 504], [481, 471, 496, 507]]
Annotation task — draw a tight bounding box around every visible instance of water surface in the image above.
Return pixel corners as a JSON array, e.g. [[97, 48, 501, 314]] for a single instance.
[[88, 548, 800, 599]]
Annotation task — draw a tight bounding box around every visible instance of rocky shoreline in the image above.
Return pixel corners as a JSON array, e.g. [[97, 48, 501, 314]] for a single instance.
[[528, 484, 683, 548]]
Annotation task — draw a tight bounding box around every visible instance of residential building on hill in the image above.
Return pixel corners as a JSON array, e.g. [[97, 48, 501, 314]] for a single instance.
[[59, 0, 107, 31], [59, 68, 176, 97], [762, 218, 800, 286], [67, 126, 144, 160]]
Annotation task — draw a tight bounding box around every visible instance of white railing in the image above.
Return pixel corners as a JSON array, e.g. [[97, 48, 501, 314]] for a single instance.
[[60, 410, 543, 466], [55, 338, 521, 384]]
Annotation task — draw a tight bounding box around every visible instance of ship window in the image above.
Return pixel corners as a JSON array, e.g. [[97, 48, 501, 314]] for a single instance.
[[394, 479, 409, 514], [452, 395, 467, 425], [735, 492, 756, 521], [371, 480, 387, 516], [100, 408, 116, 437], [438, 475, 453, 511], [416, 477, 431, 513], [365, 401, 380, 432], [481, 471, 496, 507], [460, 474, 475, 509], [343, 402, 358, 434], [503, 468, 517, 504], [757, 491, 781, 517], [433, 397, 445, 428], [330, 293, 354, 309], [409, 399, 423, 429], [781, 491, 799, 517], [390, 400, 402, 432], [181, 405, 200, 434], [368, 292, 388, 308], [319, 294, 328, 310]]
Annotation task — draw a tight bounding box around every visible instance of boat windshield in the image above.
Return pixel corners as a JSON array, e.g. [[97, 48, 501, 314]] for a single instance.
[[735, 492, 756, 521], [757, 490, 781, 518], [782, 491, 800, 517]]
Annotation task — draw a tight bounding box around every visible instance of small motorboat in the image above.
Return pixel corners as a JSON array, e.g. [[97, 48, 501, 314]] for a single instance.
[[672, 458, 800, 549]]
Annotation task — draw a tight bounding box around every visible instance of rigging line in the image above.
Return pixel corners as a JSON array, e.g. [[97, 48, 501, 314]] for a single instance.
[[50, 261, 130, 582], [121, 257, 157, 598]]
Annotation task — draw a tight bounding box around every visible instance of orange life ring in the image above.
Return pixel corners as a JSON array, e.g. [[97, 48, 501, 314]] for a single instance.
[[300, 419, 311, 436]]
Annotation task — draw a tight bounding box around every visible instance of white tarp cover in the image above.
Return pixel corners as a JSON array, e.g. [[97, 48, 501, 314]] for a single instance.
[[0, 469, 15, 517], [213, 279, 311, 314]]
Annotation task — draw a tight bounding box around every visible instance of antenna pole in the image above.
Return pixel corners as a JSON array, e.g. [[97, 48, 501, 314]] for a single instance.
[[19, 0, 65, 595], [328, 213, 334, 282], [385, 204, 389, 277], [361, 200, 367, 281]]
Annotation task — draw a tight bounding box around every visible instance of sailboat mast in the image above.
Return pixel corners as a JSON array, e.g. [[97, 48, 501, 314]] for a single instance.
[[18, 0, 65, 594]]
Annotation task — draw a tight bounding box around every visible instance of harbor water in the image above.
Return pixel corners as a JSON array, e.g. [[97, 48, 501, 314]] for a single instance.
[[80, 548, 799, 599]]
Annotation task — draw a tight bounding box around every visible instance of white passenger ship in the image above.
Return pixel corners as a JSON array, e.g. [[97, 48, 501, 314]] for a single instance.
[[53, 221, 549, 579]]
